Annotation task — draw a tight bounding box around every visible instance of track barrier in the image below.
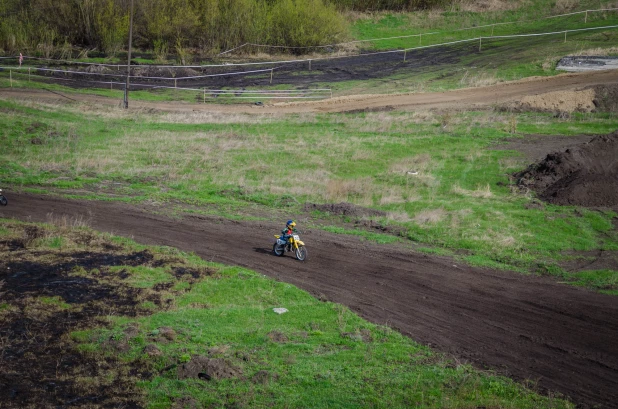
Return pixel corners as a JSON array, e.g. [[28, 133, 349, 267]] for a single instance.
[[0, 10, 617, 102]]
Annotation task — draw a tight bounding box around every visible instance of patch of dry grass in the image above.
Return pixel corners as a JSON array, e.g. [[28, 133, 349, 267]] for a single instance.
[[324, 178, 375, 204], [414, 208, 448, 225], [475, 228, 519, 249], [379, 188, 411, 205], [389, 153, 433, 175], [387, 211, 413, 222], [460, 71, 501, 88], [7, 98, 281, 125], [454, 0, 524, 12], [573, 46, 618, 56], [541, 55, 561, 71], [552, 0, 579, 14], [46, 212, 91, 229], [156, 111, 277, 125], [451, 183, 494, 198]]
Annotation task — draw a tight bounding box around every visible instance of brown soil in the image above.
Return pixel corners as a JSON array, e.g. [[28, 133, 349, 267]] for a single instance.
[[516, 88, 597, 113], [2, 70, 617, 114], [515, 130, 618, 208], [3, 193, 618, 408], [507, 83, 618, 114]]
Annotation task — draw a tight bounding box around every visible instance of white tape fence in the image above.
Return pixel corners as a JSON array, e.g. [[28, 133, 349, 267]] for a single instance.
[[1, 19, 617, 99]]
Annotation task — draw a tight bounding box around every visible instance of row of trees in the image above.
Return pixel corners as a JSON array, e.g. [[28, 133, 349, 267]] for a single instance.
[[0, 0, 449, 58]]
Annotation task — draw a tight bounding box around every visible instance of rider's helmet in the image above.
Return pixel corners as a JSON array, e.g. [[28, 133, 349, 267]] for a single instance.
[[286, 220, 296, 229]]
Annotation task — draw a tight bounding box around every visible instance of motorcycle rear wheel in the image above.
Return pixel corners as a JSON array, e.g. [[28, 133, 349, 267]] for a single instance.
[[0, 195, 6, 206], [273, 243, 284, 256], [295, 246, 308, 261]]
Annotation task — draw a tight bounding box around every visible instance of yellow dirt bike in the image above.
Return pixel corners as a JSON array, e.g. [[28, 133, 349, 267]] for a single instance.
[[273, 232, 308, 261]]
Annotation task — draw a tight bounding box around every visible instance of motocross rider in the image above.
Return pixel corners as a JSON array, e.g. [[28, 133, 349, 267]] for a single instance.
[[281, 220, 297, 251]]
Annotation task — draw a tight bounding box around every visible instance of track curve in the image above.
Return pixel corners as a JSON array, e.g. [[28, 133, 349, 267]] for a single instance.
[[3, 193, 617, 408], [1, 69, 617, 113]]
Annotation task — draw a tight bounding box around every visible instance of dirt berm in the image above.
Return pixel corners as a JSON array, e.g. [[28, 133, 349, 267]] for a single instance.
[[515, 130, 618, 208]]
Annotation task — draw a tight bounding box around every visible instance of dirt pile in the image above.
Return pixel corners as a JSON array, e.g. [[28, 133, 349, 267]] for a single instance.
[[591, 84, 618, 112], [517, 89, 596, 113], [510, 84, 618, 114], [515, 130, 618, 208]]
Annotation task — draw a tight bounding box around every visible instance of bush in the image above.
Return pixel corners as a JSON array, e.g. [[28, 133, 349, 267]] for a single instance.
[[0, 0, 350, 57]]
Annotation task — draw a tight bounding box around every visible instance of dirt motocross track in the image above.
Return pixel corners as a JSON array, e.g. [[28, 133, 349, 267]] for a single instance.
[[2, 69, 617, 113], [4, 193, 618, 408]]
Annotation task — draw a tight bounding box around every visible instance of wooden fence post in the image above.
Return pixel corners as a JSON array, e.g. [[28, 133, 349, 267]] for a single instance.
[[270, 69, 274, 84]]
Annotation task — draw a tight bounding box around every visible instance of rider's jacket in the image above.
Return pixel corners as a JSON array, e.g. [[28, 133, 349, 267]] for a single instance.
[[281, 227, 295, 241]]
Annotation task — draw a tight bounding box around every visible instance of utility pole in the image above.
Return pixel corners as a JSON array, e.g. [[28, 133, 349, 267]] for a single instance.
[[123, 0, 135, 109]]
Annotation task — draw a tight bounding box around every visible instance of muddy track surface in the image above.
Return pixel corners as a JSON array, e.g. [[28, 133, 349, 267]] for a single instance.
[[4, 193, 618, 408], [2, 69, 617, 113]]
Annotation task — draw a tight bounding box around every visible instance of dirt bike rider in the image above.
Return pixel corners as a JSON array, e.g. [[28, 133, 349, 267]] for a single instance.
[[281, 220, 297, 251]]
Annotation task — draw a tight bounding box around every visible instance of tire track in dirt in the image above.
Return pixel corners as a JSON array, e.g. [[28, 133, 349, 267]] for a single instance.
[[3, 193, 618, 408]]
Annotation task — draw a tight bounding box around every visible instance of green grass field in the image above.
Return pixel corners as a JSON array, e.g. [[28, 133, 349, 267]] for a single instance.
[[0, 219, 577, 408], [1, 99, 616, 292]]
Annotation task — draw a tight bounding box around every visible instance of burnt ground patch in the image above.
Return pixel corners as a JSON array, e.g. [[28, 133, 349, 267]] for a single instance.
[[34, 42, 473, 91], [0, 225, 214, 408], [28, 34, 593, 95]]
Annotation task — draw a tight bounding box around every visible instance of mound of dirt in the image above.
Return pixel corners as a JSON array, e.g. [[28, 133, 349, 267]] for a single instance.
[[508, 84, 618, 114], [177, 356, 242, 380], [591, 84, 618, 113], [304, 202, 386, 218], [515, 130, 618, 208], [517, 89, 596, 113]]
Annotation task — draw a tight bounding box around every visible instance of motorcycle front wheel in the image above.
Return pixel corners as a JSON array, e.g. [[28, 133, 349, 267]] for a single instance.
[[273, 243, 285, 256], [295, 246, 308, 261], [0, 195, 7, 206]]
